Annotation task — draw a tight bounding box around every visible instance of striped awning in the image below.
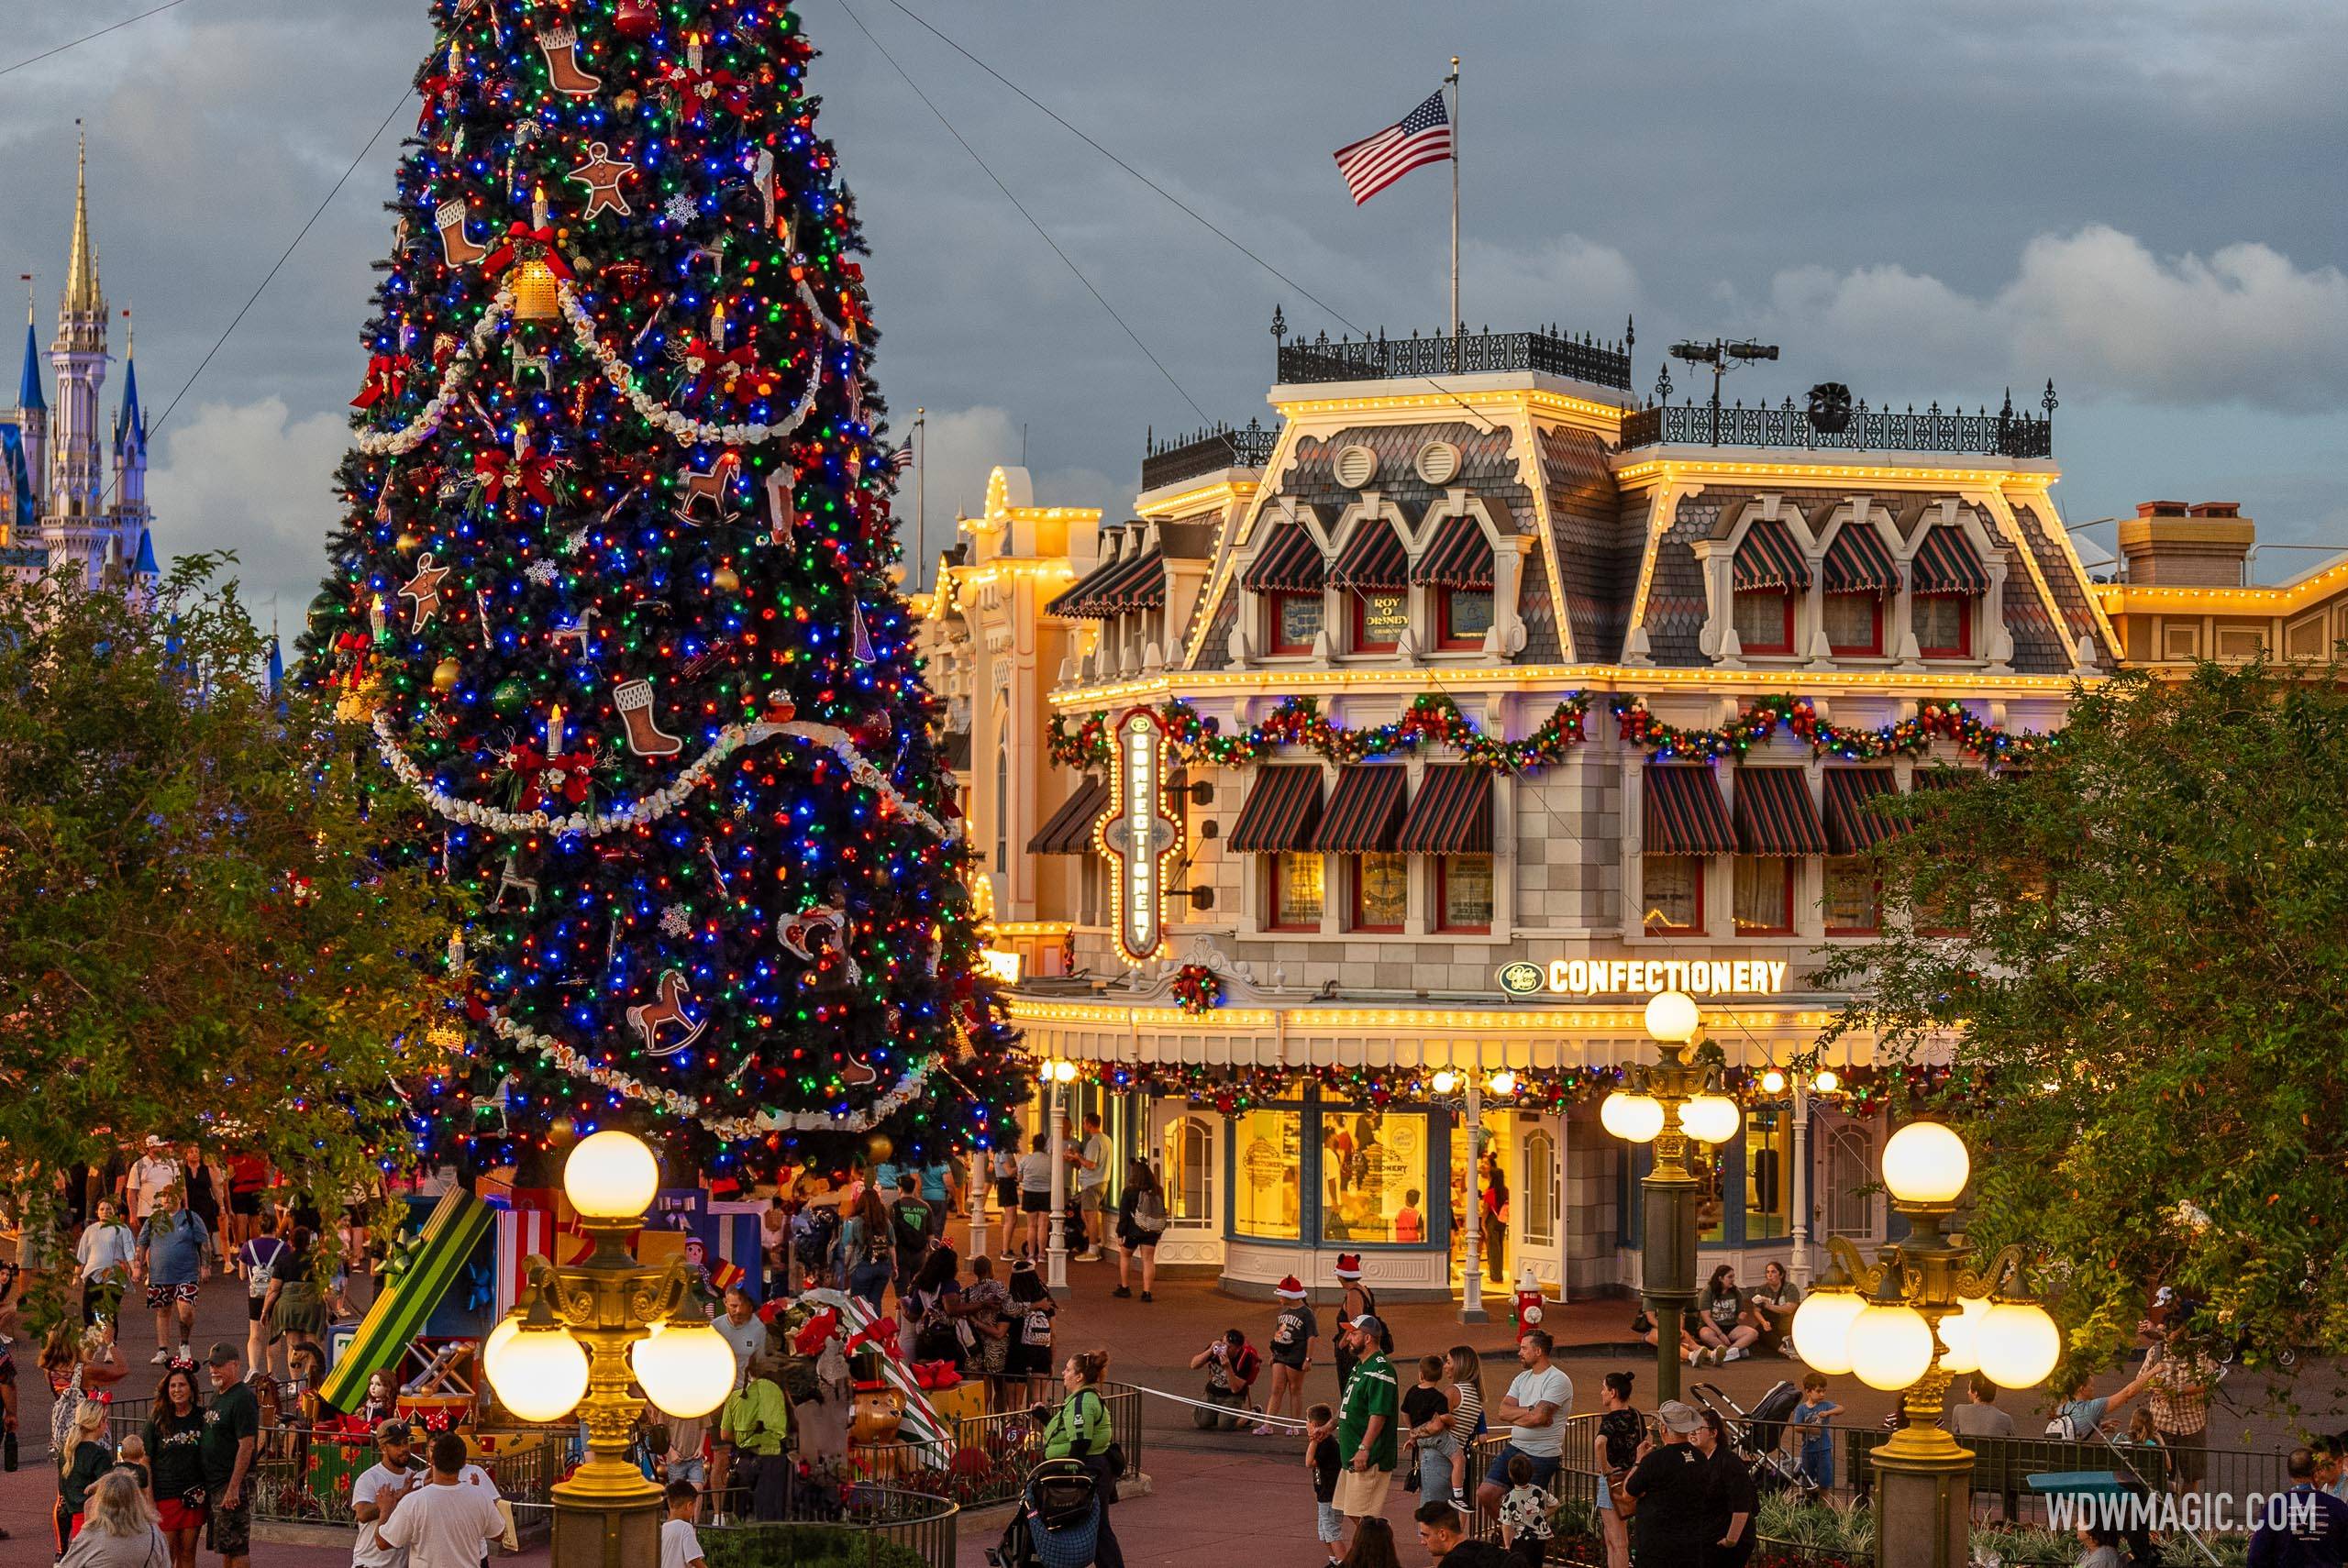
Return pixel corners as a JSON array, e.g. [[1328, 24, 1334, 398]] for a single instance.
[[1027, 775, 1109, 855], [1822, 525, 1899, 597], [1411, 515, 1494, 589], [1642, 767, 1736, 856], [1242, 526, 1327, 593], [1313, 767, 1406, 853], [1733, 767, 1827, 856], [1330, 523, 1410, 591], [1045, 556, 1124, 619], [1822, 768, 1901, 854], [1733, 520, 1811, 591], [1397, 765, 1492, 854], [1226, 765, 1324, 853], [1911, 526, 1988, 596], [1093, 548, 1167, 613], [1912, 766, 1981, 792]]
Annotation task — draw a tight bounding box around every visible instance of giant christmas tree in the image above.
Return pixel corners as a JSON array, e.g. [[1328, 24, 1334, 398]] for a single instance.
[[303, 0, 1021, 1177]]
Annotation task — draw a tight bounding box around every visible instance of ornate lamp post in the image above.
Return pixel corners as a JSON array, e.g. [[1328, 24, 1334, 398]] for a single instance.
[[1600, 990, 1744, 1404], [1427, 1063, 1520, 1324], [1044, 1057, 1079, 1290], [1789, 1121, 2060, 1568], [482, 1130, 737, 1568]]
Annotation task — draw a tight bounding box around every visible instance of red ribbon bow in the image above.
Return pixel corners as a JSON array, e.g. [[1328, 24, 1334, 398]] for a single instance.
[[480, 223, 576, 283], [680, 337, 760, 403], [473, 448, 562, 507], [350, 352, 414, 410], [504, 744, 594, 810], [842, 1317, 897, 1359], [909, 1360, 961, 1391], [670, 66, 752, 117]]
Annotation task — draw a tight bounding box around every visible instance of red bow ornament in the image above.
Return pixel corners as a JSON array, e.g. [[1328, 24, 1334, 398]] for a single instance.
[[472, 447, 563, 507], [909, 1360, 962, 1391], [842, 1316, 898, 1359], [480, 223, 577, 283], [679, 337, 759, 403], [504, 743, 594, 811], [350, 352, 415, 411]]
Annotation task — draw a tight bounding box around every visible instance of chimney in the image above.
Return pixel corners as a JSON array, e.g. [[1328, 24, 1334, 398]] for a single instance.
[[2116, 501, 2254, 586]]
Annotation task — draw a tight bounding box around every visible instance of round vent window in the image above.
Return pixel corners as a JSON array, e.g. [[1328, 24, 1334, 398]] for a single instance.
[[1416, 440, 1461, 486], [1333, 444, 1379, 490]]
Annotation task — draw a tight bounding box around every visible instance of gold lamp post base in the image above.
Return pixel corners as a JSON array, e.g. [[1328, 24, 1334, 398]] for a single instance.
[[551, 1468, 665, 1568], [1871, 1435, 1976, 1568]]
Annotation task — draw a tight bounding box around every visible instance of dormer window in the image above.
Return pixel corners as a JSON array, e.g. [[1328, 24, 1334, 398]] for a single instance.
[[1268, 592, 1322, 656], [1821, 523, 1898, 657], [1242, 524, 1328, 658], [1731, 519, 1808, 657], [1732, 591, 1793, 656], [1331, 521, 1408, 655], [1353, 590, 1407, 653], [1413, 514, 1495, 653], [1910, 525, 1988, 659]]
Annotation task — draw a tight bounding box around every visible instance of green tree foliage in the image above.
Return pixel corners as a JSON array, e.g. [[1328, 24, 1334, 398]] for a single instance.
[[1817, 664, 2348, 1376], [0, 558, 458, 1231]]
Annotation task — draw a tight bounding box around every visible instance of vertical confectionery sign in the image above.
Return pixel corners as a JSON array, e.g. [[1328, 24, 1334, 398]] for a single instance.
[[1098, 708, 1180, 963]]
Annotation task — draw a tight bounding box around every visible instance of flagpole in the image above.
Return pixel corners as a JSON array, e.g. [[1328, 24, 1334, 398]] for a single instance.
[[914, 406, 926, 594], [1448, 56, 1461, 373]]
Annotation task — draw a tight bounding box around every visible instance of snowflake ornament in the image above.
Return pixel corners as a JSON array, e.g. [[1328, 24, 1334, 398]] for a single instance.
[[659, 901, 692, 937], [526, 558, 559, 586]]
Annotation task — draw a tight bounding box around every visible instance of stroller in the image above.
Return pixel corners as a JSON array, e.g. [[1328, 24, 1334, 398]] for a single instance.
[[1690, 1380, 1817, 1497], [987, 1458, 1101, 1568]]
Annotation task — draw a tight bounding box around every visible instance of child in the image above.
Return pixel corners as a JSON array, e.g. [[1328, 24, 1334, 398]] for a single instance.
[[660, 1478, 707, 1568], [1401, 1353, 1453, 1497], [1498, 1452, 1555, 1568], [114, 1430, 150, 1496], [1393, 1190, 1424, 1245], [1792, 1373, 1842, 1489], [1004, 1260, 1057, 1397], [1305, 1401, 1342, 1568]]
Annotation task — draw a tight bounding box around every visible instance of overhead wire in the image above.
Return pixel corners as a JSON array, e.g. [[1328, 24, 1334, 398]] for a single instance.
[[0, 0, 192, 81]]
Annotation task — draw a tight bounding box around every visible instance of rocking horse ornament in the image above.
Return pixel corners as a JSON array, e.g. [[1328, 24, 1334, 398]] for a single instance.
[[626, 969, 709, 1056]]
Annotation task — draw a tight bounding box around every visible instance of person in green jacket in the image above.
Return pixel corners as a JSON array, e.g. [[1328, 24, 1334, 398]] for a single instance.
[[718, 1356, 791, 1522], [1036, 1351, 1123, 1568]]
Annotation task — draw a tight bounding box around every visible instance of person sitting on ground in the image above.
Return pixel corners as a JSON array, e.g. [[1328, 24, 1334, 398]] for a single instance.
[[1412, 1497, 1509, 1568], [1689, 1264, 1760, 1366], [1747, 1262, 1802, 1357]]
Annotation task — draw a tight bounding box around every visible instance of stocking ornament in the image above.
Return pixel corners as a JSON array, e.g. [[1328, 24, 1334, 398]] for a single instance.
[[436, 198, 490, 267], [535, 24, 604, 97], [612, 677, 683, 757], [763, 468, 795, 545]]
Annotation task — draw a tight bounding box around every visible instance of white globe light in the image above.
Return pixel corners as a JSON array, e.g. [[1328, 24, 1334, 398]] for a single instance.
[[1975, 1300, 2062, 1391], [1431, 1070, 1460, 1096], [1936, 1296, 1991, 1375], [1790, 1288, 1866, 1375], [1487, 1071, 1517, 1097], [1760, 1070, 1788, 1096], [1812, 1070, 1840, 1094], [563, 1129, 661, 1220], [1600, 1092, 1665, 1144], [1050, 1059, 1079, 1084], [1847, 1302, 1936, 1392], [1678, 1094, 1743, 1145], [1644, 990, 1700, 1043], [631, 1320, 738, 1419], [482, 1311, 526, 1374], [484, 1322, 591, 1424], [1881, 1121, 1971, 1205]]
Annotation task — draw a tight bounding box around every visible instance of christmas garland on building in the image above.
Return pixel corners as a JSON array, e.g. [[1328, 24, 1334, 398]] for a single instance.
[[1047, 692, 1590, 774], [1614, 694, 2063, 766]]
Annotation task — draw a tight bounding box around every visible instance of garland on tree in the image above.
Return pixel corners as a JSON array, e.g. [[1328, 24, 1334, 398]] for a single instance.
[[1048, 692, 1590, 773], [1613, 693, 2064, 766]]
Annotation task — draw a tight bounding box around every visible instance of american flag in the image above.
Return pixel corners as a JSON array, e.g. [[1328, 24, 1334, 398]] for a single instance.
[[1333, 90, 1454, 206], [886, 440, 916, 475]]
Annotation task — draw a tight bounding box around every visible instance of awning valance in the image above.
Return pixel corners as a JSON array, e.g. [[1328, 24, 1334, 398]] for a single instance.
[[1028, 775, 1109, 855], [1397, 765, 1493, 854], [1242, 526, 1327, 594], [1822, 525, 1899, 596], [1911, 525, 1988, 596], [1093, 548, 1166, 613], [1733, 767, 1827, 856], [1312, 767, 1406, 853], [1330, 523, 1409, 592], [1045, 556, 1122, 618], [1822, 768, 1901, 855], [1411, 515, 1495, 590], [1643, 767, 1736, 856], [1227, 765, 1324, 853], [1733, 520, 1811, 592]]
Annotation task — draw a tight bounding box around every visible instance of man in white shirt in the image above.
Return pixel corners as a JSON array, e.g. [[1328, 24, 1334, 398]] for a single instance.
[[713, 1289, 766, 1376], [128, 1142, 181, 1220], [379, 1432, 504, 1568], [1477, 1329, 1574, 1512], [1072, 1113, 1110, 1263], [352, 1420, 429, 1568]]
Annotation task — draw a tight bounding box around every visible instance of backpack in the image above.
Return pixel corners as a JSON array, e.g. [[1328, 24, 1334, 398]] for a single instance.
[[1133, 1190, 1168, 1235], [794, 1207, 839, 1270], [1024, 1308, 1054, 1346], [2045, 1404, 2094, 1441]]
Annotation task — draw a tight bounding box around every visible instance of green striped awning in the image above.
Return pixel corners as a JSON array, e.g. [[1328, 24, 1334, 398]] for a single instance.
[[1822, 768, 1901, 854], [1227, 765, 1324, 853], [1093, 548, 1167, 613], [1028, 775, 1109, 855], [1242, 526, 1327, 593], [1330, 523, 1409, 591], [1733, 520, 1811, 591], [1046, 554, 1125, 618], [1911, 526, 1988, 596], [1643, 767, 1736, 856], [1411, 515, 1494, 589], [1822, 525, 1899, 596], [1312, 766, 1406, 853], [1733, 767, 1828, 856], [1397, 765, 1492, 854]]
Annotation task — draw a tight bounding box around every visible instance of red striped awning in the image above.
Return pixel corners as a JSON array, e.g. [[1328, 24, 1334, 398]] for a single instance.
[[1411, 515, 1494, 589], [1822, 768, 1901, 854], [1027, 775, 1109, 855], [1733, 520, 1811, 591], [1046, 556, 1124, 619], [1911, 766, 1981, 792], [1226, 765, 1324, 853], [1911, 526, 1988, 596], [1330, 523, 1409, 591], [1242, 526, 1327, 593], [1643, 767, 1736, 856], [1822, 525, 1899, 597], [1093, 548, 1167, 613], [1312, 767, 1406, 853], [1733, 767, 1827, 856], [1397, 765, 1492, 854]]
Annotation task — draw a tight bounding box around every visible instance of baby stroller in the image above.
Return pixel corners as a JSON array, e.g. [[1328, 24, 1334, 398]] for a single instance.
[[1690, 1380, 1817, 1497], [987, 1458, 1100, 1568]]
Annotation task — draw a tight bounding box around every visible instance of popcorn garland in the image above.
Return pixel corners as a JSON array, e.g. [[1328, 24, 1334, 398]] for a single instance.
[[372, 712, 954, 842], [352, 296, 511, 456], [491, 1011, 936, 1138], [559, 275, 838, 447]]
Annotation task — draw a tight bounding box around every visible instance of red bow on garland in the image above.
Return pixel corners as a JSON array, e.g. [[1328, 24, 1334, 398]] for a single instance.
[[350, 352, 414, 410], [480, 223, 577, 283], [472, 447, 563, 507], [665, 64, 752, 117], [679, 337, 761, 403], [416, 74, 460, 130], [504, 743, 596, 810]]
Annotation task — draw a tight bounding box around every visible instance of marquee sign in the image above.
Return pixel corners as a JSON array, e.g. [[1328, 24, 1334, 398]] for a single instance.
[[1097, 708, 1181, 964], [1498, 956, 1789, 999]]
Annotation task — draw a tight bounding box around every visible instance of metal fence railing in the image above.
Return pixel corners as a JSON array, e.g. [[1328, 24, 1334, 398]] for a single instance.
[[701, 1485, 957, 1568]]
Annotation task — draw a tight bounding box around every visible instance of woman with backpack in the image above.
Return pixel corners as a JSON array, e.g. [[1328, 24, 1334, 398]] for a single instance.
[[1039, 1350, 1124, 1568], [1113, 1160, 1165, 1303]]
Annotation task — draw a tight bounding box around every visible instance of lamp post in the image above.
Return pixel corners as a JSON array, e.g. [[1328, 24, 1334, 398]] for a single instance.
[[1789, 1121, 2060, 1568], [1599, 990, 1742, 1405], [1045, 1058, 1077, 1291], [1428, 1064, 1521, 1325], [482, 1130, 737, 1568]]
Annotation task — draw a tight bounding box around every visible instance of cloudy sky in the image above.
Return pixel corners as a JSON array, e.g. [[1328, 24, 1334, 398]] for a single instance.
[[6, 0, 2345, 621]]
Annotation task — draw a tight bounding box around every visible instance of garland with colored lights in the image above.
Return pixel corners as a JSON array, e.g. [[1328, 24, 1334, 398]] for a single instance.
[[1168, 964, 1222, 1016], [1614, 693, 2064, 765], [560, 275, 836, 446], [1048, 692, 1590, 773], [352, 295, 508, 456]]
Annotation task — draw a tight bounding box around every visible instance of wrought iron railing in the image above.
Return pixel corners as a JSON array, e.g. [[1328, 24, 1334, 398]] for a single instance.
[[702, 1485, 958, 1568], [1141, 419, 1278, 491], [1619, 395, 2052, 458], [1277, 326, 1633, 391]]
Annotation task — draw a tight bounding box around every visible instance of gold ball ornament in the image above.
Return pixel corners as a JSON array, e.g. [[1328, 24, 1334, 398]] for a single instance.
[[548, 1115, 577, 1147], [863, 1132, 893, 1166], [395, 529, 424, 553], [713, 565, 741, 592], [432, 658, 462, 692]]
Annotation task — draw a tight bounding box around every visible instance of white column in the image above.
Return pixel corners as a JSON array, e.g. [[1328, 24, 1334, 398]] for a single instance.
[[1047, 1077, 1069, 1291], [1789, 1081, 1813, 1288], [967, 1150, 991, 1262], [1460, 1042, 1489, 1323]]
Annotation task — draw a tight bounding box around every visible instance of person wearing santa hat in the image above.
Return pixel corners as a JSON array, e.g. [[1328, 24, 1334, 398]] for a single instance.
[[1258, 1276, 1317, 1436], [1331, 1256, 1380, 1397]]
